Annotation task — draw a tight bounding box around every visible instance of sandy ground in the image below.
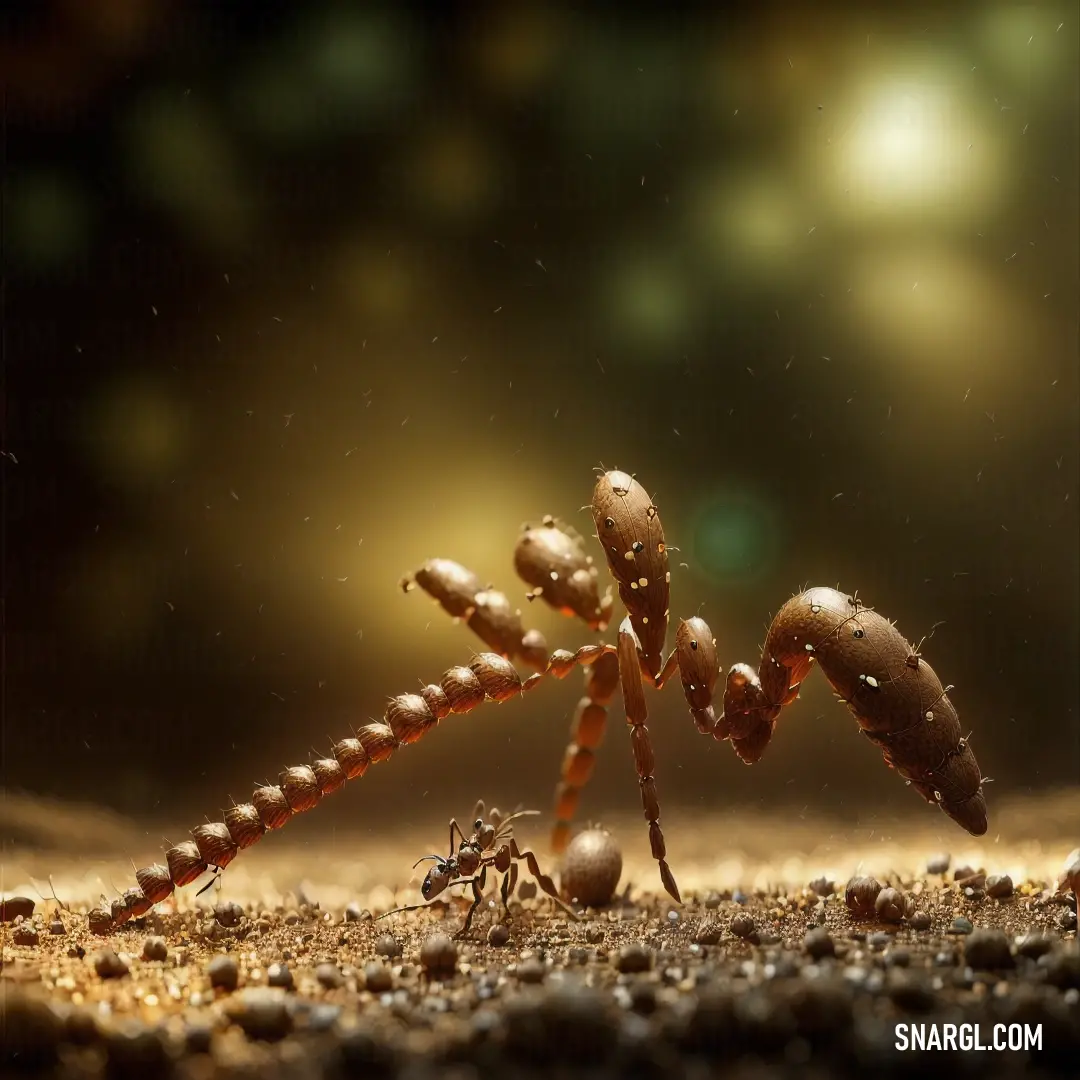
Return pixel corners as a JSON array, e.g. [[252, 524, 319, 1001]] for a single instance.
[[2, 789, 1078, 1077]]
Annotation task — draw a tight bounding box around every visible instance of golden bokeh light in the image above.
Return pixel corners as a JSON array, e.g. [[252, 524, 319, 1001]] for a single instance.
[[688, 167, 807, 278], [823, 69, 1005, 224]]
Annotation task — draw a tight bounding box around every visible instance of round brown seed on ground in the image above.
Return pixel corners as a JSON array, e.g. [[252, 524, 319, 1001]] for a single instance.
[[420, 934, 458, 976], [560, 827, 622, 907]]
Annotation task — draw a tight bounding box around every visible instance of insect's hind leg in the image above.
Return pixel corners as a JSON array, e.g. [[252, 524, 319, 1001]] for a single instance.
[[550, 650, 621, 853], [616, 618, 681, 903], [501, 862, 519, 915]]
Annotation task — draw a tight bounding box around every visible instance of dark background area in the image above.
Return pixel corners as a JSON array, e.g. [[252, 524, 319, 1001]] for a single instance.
[[2, 0, 1078, 845]]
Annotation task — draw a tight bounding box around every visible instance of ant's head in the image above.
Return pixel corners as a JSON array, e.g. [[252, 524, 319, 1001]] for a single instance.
[[474, 818, 496, 850], [415, 856, 455, 900]]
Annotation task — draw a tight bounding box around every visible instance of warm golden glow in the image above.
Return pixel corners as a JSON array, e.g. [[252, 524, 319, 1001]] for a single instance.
[[828, 74, 1003, 222]]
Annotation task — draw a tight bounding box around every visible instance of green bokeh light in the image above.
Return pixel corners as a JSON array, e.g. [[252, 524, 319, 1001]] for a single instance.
[[692, 489, 781, 585]]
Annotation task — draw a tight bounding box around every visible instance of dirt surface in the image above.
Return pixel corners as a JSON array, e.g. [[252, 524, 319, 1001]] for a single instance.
[[2, 789, 1078, 1077]]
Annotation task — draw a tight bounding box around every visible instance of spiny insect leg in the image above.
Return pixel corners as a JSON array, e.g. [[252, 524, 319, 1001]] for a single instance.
[[455, 865, 489, 939], [617, 618, 680, 904]]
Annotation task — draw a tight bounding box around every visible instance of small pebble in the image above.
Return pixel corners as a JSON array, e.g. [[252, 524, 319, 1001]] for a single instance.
[[1016, 931, 1057, 959], [952, 864, 976, 882], [585, 924, 605, 945], [804, 928, 835, 959], [1057, 908, 1077, 932], [208, 955, 239, 992], [48, 920, 65, 936], [704, 891, 723, 909], [964, 929, 1014, 970], [615, 942, 653, 973], [227, 989, 293, 1042], [364, 962, 392, 993], [986, 874, 1014, 899], [886, 948, 911, 968], [0, 896, 36, 923], [308, 1004, 341, 1032], [94, 950, 129, 979], [487, 924, 510, 948], [909, 912, 932, 931], [420, 934, 458, 977], [316, 963, 343, 990], [142, 937, 168, 962], [730, 912, 756, 939], [809, 877, 834, 897], [693, 918, 722, 945], [267, 963, 294, 989], [214, 901, 244, 928], [376, 935, 402, 958], [926, 853, 951, 875], [12, 926, 39, 946], [517, 958, 546, 983], [560, 828, 622, 907], [951, 917, 974, 935]]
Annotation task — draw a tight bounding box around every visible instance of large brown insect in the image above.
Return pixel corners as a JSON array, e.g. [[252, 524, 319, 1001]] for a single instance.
[[86, 468, 987, 929], [377, 800, 575, 938]]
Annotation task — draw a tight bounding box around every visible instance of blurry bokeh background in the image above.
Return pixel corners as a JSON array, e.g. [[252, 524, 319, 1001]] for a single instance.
[[3, 1, 1078, 860]]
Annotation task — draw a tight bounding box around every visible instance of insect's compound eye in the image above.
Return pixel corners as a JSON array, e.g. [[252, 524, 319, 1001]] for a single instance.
[[473, 819, 483, 831], [853, 628, 864, 638], [690, 640, 698, 651], [631, 541, 644, 553], [604, 517, 615, 528]]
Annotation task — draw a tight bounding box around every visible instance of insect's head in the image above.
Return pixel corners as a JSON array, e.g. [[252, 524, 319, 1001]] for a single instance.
[[474, 817, 496, 850], [414, 855, 455, 900]]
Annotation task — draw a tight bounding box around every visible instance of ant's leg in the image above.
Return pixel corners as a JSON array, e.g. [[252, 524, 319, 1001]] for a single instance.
[[448, 818, 469, 856], [501, 862, 519, 915], [195, 866, 222, 897], [617, 618, 681, 903], [509, 839, 579, 920], [456, 866, 488, 939]]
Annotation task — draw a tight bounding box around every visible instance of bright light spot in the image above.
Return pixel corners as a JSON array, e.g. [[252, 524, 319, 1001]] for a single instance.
[[825, 74, 1003, 223]]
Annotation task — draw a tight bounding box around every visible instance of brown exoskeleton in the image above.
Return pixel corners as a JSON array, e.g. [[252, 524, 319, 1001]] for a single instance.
[[378, 801, 575, 938], [90, 467, 987, 932]]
